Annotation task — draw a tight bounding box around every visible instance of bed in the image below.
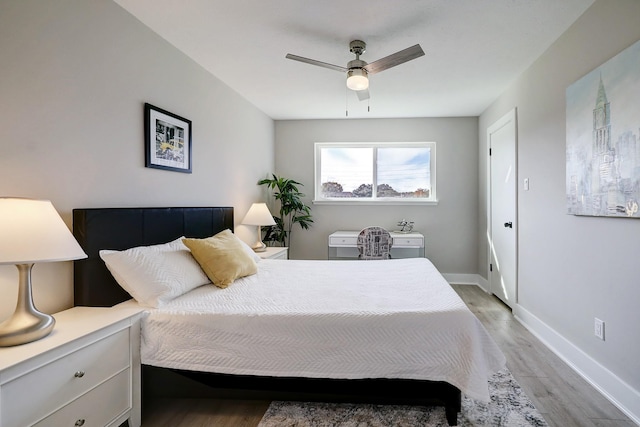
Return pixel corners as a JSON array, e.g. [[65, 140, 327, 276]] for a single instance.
[[72, 207, 505, 426]]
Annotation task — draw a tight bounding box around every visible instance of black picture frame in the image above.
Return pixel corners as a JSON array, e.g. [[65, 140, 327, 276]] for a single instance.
[[144, 103, 192, 173]]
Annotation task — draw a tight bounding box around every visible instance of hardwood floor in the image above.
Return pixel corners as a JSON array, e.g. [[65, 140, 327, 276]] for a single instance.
[[143, 398, 270, 427], [141, 285, 635, 427], [453, 285, 634, 427]]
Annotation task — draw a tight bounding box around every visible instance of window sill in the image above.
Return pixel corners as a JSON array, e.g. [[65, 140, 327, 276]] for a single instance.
[[312, 199, 439, 206]]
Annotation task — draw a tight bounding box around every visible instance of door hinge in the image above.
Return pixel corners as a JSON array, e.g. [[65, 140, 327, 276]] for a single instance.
[[489, 148, 492, 156], [490, 263, 493, 272]]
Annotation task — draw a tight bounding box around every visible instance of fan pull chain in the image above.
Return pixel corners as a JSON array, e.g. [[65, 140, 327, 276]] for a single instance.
[[345, 86, 349, 117]]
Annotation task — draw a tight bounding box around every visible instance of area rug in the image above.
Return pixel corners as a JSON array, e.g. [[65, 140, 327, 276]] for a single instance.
[[258, 369, 547, 426]]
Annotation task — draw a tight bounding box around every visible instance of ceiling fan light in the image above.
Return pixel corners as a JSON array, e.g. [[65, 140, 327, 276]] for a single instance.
[[346, 69, 369, 91]]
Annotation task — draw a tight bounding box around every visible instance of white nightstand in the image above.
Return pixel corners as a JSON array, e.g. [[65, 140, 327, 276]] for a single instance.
[[0, 306, 143, 427], [259, 246, 288, 260]]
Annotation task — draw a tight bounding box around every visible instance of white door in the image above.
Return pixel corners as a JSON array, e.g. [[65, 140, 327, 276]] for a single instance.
[[488, 109, 517, 307]]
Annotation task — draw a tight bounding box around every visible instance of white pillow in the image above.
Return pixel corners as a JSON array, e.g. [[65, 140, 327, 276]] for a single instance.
[[237, 237, 262, 263], [99, 237, 210, 308]]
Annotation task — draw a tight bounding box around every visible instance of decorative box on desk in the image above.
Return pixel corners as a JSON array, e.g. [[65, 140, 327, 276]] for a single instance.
[[0, 306, 143, 427], [328, 230, 424, 259]]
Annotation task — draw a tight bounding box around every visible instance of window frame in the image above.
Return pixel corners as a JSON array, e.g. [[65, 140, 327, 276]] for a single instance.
[[313, 142, 437, 205]]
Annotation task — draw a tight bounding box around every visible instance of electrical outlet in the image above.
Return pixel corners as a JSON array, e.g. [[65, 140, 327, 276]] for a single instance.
[[594, 318, 605, 340]]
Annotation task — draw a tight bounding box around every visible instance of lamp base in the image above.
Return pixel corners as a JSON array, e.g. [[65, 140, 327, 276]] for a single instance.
[[251, 240, 267, 252], [0, 311, 55, 347], [0, 263, 56, 347], [251, 224, 267, 252]]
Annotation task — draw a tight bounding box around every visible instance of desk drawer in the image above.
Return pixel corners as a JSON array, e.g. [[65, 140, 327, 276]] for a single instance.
[[2, 329, 129, 427], [34, 369, 130, 427], [329, 236, 358, 246], [392, 236, 424, 248]]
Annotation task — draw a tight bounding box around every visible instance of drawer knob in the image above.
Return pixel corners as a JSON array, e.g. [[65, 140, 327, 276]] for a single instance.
[[74, 371, 85, 378], [75, 420, 86, 426]]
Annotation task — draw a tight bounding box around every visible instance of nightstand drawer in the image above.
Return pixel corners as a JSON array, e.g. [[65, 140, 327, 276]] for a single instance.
[[2, 329, 129, 427], [329, 235, 358, 246], [34, 369, 130, 427], [259, 247, 288, 259]]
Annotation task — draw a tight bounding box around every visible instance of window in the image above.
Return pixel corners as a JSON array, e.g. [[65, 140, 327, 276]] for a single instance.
[[314, 142, 437, 204]]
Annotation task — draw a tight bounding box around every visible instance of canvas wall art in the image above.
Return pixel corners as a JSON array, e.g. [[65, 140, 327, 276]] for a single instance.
[[566, 39, 640, 218]]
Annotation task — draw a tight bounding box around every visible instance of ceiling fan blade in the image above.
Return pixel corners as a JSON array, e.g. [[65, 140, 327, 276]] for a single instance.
[[363, 44, 425, 75], [356, 88, 370, 101], [285, 54, 348, 73]]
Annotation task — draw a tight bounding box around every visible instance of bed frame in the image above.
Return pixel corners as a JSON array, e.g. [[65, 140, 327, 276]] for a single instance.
[[72, 207, 460, 425]]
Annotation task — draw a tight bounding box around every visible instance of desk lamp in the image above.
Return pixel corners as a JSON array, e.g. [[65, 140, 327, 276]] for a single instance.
[[0, 198, 87, 346], [241, 203, 276, 252]]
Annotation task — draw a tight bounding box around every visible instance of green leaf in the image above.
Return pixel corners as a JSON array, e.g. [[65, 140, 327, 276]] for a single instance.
[[258, 174, 314, 250]]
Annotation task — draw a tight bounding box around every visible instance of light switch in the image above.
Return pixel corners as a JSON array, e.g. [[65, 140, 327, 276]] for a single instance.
[[524, 178, 530, 191]]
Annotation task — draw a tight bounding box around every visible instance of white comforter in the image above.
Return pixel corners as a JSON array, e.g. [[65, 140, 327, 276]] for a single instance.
[[129, 258, 505, 401]]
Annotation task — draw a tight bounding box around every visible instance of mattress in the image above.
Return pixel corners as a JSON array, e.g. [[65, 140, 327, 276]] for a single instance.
[[122, 257, 505, 401]]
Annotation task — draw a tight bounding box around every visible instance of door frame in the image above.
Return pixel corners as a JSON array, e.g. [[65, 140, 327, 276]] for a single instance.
[[487, 108, 518, 305]]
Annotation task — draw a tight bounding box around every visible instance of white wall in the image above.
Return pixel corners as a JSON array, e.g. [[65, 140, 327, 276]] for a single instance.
[[479, 0, 640, 420], [274, 117, 479, 276], [0, 0, 274, 320]]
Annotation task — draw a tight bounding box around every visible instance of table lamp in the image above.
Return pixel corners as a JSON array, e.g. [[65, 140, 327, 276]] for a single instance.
[[241, 203, 276, 252], [0, 198, 87, 346]]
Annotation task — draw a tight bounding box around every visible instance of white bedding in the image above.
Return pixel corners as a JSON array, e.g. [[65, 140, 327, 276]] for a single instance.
[[122, 258, 505, 401]]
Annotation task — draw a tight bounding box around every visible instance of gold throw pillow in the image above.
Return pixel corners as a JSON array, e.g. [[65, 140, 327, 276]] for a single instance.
[[183, 229, 257, 288]]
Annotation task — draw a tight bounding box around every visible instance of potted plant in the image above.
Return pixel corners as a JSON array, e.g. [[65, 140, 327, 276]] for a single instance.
[[258, 174, 313, 252]]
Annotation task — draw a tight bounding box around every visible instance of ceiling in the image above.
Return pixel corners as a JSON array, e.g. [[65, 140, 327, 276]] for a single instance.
[[114, 0, 594, 120]]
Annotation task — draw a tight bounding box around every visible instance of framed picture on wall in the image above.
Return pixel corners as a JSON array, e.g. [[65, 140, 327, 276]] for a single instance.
[[144, 103, 192, 173]]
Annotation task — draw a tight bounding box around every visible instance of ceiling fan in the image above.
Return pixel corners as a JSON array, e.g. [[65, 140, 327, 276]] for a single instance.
[[285, 40, 425, 101]]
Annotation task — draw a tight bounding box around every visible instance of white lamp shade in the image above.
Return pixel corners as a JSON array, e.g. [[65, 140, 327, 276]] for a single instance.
[[0, 198, 87, 264], [241, 203, 276, 226]]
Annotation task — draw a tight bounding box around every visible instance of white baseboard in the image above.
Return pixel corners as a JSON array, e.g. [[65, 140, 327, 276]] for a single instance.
[[514, 304, 640, 426], [443, 273, 489, 292]]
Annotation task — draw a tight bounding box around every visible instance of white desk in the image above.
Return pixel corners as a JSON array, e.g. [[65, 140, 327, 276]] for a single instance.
[[328, 230, 424, 259]]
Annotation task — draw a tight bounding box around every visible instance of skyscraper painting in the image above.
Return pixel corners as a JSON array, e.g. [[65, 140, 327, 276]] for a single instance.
[[566, 38, 640, 218]]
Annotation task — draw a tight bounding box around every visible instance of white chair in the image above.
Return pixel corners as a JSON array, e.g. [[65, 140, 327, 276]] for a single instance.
[[357, 226, 392, 260]]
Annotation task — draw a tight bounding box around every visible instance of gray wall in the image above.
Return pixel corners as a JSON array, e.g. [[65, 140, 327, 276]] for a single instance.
[[0, 0, 274, 319], [479, 0, 640, 415], [274, 117, 479, 276]]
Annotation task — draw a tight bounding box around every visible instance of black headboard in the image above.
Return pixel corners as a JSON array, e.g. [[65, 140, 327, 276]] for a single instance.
[[73, 207, 234, 307]]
